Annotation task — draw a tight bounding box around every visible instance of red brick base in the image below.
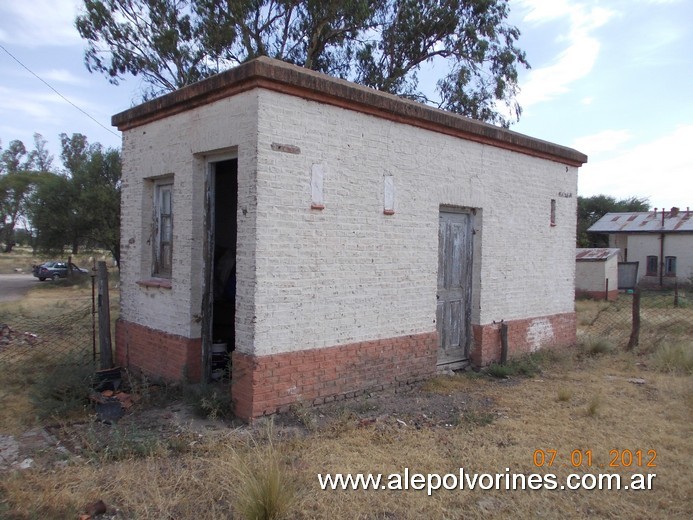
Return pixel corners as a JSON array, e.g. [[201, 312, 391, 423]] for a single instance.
[[116, 312, 576, 421], [471, 312, 576, 366], [115, 319, 202, 383], [231, 332, 438, 420]]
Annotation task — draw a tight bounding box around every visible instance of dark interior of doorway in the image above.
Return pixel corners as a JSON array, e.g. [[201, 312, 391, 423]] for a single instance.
[[210, 158, 237, 381]]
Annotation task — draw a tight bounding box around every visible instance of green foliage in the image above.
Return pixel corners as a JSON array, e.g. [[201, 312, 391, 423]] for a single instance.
[[456, 409, 495, 429], [77, 0, 529, 126], [577, 194, 649, 248], [486, 353, 543, 378], [185, 383, 234, 420], [29, 355, 95, 419], [0, 134, 51, 252], [24, 133, 121, 263], [77, 423, 168, 462]]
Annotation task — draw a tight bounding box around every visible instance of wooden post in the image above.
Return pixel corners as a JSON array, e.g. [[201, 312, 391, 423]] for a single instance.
[[500, 322, 509, 364], [91, 269, 97, 362], [604, 278, 609, 301], [627, 288, 641, 351], [97, 261, 114, 369], [674, 282, 679, 308]]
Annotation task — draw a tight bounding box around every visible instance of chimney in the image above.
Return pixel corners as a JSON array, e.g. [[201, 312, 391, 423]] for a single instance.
[[654, 208, 658, 217], [670, 207, 679, 217]]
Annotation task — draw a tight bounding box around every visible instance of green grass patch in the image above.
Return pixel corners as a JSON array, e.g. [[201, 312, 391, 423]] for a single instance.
[[485, 352, 543, 378]]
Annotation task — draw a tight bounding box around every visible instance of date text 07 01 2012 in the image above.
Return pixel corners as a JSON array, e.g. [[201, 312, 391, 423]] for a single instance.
[[533, 449, 657, 469]]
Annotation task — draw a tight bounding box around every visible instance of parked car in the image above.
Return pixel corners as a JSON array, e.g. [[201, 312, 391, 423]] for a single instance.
[[32, 261, 89, 281]]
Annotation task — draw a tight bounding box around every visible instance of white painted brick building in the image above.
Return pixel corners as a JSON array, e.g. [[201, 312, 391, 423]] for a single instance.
[[113, 57, 587, 420]]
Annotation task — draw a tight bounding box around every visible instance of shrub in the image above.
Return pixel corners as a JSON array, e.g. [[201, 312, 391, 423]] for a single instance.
[[29, 354, 95, 419], [486, 353, 543, 379], [185, 383, 233, 420]]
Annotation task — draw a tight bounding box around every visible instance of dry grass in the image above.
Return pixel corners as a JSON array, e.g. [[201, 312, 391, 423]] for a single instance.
[[0, 346, 690, 519], [0, 295, 691, 519], [0, 280, 119, 434]]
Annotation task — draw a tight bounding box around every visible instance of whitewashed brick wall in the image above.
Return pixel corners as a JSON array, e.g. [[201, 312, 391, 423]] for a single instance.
[[617, 234, 693, 284], [119, 91, 260, 352], [252, 90, 577, 356], [119, 87, 579, 358]]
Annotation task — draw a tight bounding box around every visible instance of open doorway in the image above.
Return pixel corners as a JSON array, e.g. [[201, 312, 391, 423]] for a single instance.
[[204, 158, 237, 382]]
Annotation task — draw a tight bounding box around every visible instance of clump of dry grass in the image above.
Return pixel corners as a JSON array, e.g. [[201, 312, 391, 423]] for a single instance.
[[578, 335, 614, 356], [586, 394, 602, 417], [651, 341, 693, 374], [556, 387, 572, 402], [210, 422, 297, 520]]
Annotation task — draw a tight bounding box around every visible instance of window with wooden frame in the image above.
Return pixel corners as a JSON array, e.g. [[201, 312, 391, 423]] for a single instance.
[[665, 256, 677, 276], [646, 255, 658, 276], [153, 180, 173, 278]]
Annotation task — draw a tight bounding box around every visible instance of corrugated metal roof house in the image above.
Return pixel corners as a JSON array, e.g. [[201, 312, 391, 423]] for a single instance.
[[588, 208, 693, 287]]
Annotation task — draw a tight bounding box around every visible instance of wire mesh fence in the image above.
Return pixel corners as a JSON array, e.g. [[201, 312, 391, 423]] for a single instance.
[[0, 298, 98, 373], [577, 286, 693, 349]]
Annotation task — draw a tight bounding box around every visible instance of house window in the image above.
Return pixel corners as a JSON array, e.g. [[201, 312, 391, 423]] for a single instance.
[[550, 199, 556, 226], [646, 255, 658, 276], [153, 181, 173, 278], [665, 256, 677, 276]]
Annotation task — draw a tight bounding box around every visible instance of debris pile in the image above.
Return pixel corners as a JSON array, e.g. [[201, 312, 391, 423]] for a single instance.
[[0, 324, 40, 350], [89, 389, 139, 423]]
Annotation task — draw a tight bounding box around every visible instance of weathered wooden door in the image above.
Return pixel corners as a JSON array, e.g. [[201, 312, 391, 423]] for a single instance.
[[437, 209, 473, 366]]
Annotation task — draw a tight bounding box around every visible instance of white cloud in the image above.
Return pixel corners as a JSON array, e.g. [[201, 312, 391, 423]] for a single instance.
[[572, 129, 633, 156], [579, 125, 693, 209], [0, 0, 82, 47], [40, 69, 84, 85], [514, 0, 617, 108]]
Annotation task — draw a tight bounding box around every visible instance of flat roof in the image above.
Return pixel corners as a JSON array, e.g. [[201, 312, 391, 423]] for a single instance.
[[112, 56, 587, 167]]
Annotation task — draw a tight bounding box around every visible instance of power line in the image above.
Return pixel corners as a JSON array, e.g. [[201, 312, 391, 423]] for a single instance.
[[0, 43, 120, 139]]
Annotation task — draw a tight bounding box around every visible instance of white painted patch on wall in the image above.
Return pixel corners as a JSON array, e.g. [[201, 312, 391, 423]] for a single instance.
[[526, 318, 554, 352], [311, 164, 325, 209], [384, 174, 395, 215]]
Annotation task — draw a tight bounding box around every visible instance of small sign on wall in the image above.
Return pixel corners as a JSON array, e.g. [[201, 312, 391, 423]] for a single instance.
[[384, 174, 395, 215], [311, 164, 325, 210]]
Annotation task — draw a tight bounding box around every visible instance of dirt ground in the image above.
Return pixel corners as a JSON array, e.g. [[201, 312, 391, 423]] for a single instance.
[[0, 370, 499, 472]]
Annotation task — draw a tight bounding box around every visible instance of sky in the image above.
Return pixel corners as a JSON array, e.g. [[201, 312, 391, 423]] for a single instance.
[[0, 0, 691, 211]]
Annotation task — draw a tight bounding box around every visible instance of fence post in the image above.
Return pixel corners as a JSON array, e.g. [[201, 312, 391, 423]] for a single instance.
[[97, 261, 114, 369], [500, 322, 509, 364], [627, 287, 641, 350], [674, 282, 679, 307]]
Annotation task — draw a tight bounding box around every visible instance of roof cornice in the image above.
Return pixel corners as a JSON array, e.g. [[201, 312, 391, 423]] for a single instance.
[[112, 57, 588, 167]]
